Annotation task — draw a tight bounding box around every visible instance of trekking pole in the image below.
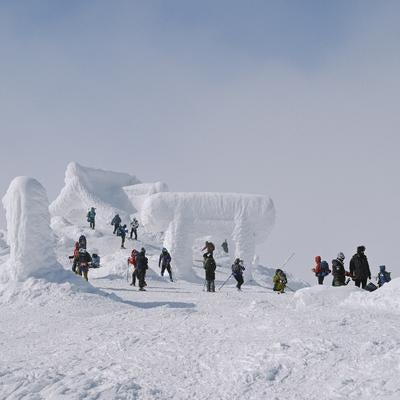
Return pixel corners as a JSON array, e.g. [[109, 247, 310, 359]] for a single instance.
[[218, 273, 233, 291], [126, 261, 130, 283], [286, 285, 295, 292], [282, 252, 295, 268]]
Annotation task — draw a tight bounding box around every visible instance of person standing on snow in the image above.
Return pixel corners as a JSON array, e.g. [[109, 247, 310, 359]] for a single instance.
[[231, 258, 245, 290], [111, 213, 121, 234], [117, 224, 128, 249], [349, 245, 371, 289], [312, 256, 331, 285], [201, 241, 215, 256], [77, 248, 92, 281], [331, 252, 349, 286], [128, 249, 138, 286], [68, 242, 80, 273], [203, 252, 216, 292], [130, 217, 139, 240], [87, 207, 96, 229], [136, 247, 149, 291], [221, 240, 229, 254], [273, 269, 287, 293], [159, 248, 173, 282]]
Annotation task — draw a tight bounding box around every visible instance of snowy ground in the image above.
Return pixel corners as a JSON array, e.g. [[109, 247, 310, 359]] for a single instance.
[[1, 222, 400, 399]]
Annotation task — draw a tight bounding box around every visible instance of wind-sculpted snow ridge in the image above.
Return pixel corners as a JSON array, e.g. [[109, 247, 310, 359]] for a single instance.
[[50, 162, 141, 226], [141, 192, 275, 281]]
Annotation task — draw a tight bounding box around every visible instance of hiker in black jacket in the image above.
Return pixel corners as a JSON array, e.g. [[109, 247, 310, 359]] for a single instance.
[[349, 245, 371, 289], [136, 248, 149, 291], [332, 252, 348, 286]]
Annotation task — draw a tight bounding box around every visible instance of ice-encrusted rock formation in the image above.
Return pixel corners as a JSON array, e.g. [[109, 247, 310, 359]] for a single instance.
[[50, 162, 167, 226], [141, 192, 275, 280], [1, 177, 63, 281]]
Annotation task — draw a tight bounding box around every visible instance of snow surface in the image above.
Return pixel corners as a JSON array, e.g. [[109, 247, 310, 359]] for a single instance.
[[1, 167, 399, 399]]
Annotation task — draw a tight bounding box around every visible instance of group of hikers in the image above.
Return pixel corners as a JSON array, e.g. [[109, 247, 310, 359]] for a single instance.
[[110, 213, 139, 249], [78, 208, 393, 293], [68, 234, 100, 281], [85, 208, 140, 249], [312, 245, 392, 291]]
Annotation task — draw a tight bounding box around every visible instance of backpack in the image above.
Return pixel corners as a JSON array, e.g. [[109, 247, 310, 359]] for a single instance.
[[232, 262, 242, 274], [378, 271, 391, 287], [279, 271, 287, 284], [320, 261, 330, 277]]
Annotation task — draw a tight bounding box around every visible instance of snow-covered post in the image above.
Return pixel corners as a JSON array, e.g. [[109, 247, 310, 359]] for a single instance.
[[163, 211, 196, 281], [2, 177, 60, 281], [232, 213, 256, 282]]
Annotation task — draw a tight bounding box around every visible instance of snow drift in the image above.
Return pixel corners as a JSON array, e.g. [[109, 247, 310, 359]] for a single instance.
[[1, 177, 63, 281], [141, 192, 275, 280]]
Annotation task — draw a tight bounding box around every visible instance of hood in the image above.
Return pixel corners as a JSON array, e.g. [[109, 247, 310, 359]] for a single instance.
[[315, 256, 321, 264]]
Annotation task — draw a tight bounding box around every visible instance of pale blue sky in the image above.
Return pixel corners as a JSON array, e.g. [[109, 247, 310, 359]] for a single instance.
[[1, 1, 400, 280]]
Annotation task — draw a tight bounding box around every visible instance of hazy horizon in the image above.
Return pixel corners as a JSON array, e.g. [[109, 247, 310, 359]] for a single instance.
[[1, 1, 400, 282]]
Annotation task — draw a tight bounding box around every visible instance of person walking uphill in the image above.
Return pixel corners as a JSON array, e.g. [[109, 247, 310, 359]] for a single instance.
[[117, 224, 128, 249], [377, 265, 391, 287], [77, 248, 92, 281], [312, 256, 331, 285], [332, 252, 349, 286], [159, 248, 173, 282], [203, 253, 216, 292], [130, 217, 139, 240], [136, 248, 148, 291], [349, 246, 371, 289], [68, 242, 80, 274], [128, 249, 138, 286], [87, 207, 96, 229], [111, 214, 121, 234], [232, 258, 245, 290]]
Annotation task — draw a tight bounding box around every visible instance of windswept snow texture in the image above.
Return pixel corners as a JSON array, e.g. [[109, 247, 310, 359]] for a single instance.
[[50, 162, 141, 226], [1, 177, 62, 281], [141, 192, 275, 280]]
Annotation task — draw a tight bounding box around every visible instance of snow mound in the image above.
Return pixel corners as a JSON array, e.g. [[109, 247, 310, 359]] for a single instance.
[[343, 278, 400, 313], [141, 192, 275, 280], [50, 162, 140, 226], [293, 284, 358, 308], [1, 177, 63, 281]]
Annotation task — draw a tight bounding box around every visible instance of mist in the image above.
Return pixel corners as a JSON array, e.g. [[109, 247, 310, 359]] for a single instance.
[[1, 0, 399, 281]]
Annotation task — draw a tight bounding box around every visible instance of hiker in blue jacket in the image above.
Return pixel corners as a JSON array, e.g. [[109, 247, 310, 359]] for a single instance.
[[377, 265, 391, 287], [87, 207, 96, 229], [116, 224, 128, 249]]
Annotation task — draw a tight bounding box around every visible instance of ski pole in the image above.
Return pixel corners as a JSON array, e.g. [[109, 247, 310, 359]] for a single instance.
[[218, 273, 233, 291], [282, 252, 295, 268]]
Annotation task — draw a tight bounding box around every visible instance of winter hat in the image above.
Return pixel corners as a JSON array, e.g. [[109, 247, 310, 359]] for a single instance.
[[337, 252, 345, 261], [357, 245, 366, 253], [379, 265, 386, 272]]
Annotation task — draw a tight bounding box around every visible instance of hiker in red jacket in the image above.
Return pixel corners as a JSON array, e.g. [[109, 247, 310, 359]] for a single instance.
[[128, 249, 138, 286]]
